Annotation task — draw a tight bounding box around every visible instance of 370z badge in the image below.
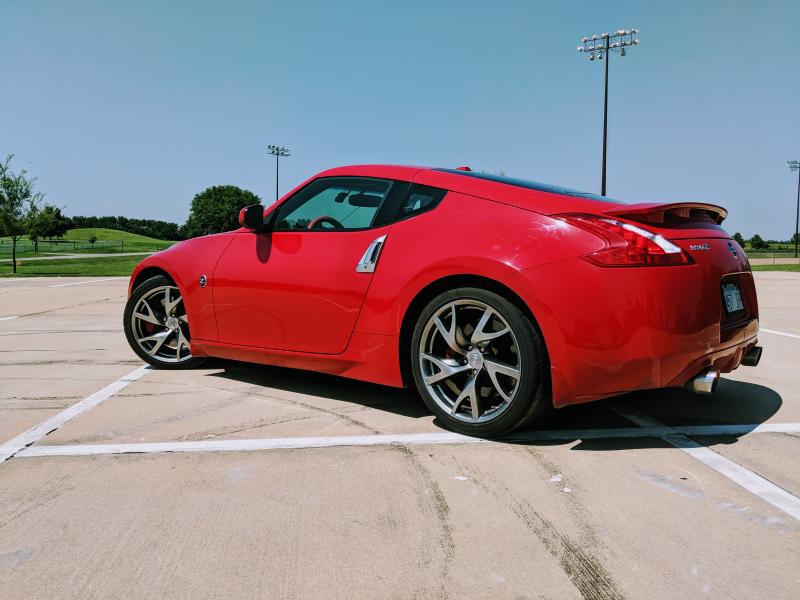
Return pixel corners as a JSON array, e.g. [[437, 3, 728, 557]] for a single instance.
[[689, 243, 710, 251]]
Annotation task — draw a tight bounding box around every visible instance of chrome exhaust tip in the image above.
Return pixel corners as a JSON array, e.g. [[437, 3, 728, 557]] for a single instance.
[[686, 368, 720, 395], [741, 346, 762, 367]]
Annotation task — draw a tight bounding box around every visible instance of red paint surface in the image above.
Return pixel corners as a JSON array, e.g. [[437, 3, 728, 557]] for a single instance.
[[129, 165, 759, 407]]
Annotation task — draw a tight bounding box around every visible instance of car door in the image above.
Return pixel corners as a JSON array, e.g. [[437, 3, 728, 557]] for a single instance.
[[212, 176, 402, 354]]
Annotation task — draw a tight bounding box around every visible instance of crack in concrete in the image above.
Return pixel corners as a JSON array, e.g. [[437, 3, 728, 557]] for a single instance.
[[394, 445, 454, 600]]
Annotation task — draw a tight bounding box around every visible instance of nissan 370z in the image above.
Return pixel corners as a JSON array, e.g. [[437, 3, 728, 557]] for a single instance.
[[124, 165, 762, 437]]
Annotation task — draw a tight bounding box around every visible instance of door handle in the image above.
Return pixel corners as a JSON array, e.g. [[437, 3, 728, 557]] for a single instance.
[[356, 235, 387, 273]]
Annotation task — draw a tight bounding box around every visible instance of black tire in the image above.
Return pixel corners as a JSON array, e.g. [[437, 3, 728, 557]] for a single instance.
[[410, 287, 549, 437], [123, 275, 206, 369]]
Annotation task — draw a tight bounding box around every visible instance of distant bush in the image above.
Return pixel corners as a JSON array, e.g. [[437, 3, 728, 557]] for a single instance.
[[749, 234, 769, 250]]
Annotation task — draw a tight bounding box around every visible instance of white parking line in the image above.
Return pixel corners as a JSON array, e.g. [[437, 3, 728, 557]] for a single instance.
[[761, 328, 800, 340], [0, 316, 19, 321], [47, 278, 119, 288], [611, 404, 800, 521], [0, 365, 150, 463], [13, 422, 800, 459]]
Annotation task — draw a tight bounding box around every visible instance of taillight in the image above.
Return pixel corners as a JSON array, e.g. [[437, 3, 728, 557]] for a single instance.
[[557, 213, 692, 267]]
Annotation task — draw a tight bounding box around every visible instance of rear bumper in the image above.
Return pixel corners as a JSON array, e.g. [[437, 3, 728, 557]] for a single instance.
[[503, 257, 760, 408], [546, 333, 760, 407], [665, 334, 759, 386]]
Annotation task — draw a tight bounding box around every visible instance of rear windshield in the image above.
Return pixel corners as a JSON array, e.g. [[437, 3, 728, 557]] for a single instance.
[[435, 169, 622, 203]]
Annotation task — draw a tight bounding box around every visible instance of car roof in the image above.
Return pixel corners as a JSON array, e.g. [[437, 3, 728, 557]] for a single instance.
[[314, 165, 428, 181], [314, 165, 626, 215]]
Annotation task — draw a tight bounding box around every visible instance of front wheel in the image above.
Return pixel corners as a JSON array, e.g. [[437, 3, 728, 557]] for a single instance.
[[123, 275, 206, 369], [410, 287, 549, 437]]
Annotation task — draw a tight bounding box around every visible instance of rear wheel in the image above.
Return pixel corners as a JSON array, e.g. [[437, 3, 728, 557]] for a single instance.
[[410, 287, 549, 437], [123, 275, 205, 369]]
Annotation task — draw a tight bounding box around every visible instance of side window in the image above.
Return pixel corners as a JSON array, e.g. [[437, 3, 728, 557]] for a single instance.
[[274, 177, 393, 231], [396, 184, 447, 220]]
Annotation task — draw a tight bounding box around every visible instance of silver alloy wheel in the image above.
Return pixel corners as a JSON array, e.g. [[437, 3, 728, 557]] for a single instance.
[[130, 285, 193, 364], [419, 299, 521, 423]]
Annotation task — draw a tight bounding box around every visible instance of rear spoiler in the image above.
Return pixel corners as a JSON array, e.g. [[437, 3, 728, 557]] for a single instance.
[[603, 202, 727, 225]]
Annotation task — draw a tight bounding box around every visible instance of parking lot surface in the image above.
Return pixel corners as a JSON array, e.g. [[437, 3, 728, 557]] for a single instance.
[[1, 274, 798, 599]]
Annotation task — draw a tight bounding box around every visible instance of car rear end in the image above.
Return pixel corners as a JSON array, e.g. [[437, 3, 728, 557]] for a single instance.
[[593, 202, 759, 376], [506, 200, 761, 407]]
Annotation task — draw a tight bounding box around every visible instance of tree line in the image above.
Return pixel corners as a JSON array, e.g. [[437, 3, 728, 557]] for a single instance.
[[69, 185, 262, 240], [1, 155, 262, 273], [69, 215, 182, 240], [731, 232, 799, 250], [67, 185, 261, 240]]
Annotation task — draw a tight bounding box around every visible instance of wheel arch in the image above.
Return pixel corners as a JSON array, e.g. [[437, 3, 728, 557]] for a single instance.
[[397, 274, 550, 388], [130, 266, 176, 296]]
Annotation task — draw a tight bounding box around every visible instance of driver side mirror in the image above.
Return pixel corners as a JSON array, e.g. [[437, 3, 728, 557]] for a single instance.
[[238, 204, 265, 231]]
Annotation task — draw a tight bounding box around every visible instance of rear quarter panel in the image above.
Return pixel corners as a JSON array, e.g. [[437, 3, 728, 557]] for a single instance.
[[354, 191, 602, 335]]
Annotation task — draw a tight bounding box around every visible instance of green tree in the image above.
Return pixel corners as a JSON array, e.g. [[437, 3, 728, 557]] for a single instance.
[[27, 205, 46, 254], [88, 235, 98, 248], [732, 232, 745, 246], [28, 204, 69, 251], [183, 185, 261, 238], [41, 205, 71, 239], [749, 234, 768, 250], [0, 155, 43, 273]]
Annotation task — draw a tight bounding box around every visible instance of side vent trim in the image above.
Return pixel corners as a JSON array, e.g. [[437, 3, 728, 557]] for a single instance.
[[356, 235, 387, 273]]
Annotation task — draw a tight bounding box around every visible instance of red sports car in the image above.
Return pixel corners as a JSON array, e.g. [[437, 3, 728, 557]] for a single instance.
[[124, 165, 761, 436]]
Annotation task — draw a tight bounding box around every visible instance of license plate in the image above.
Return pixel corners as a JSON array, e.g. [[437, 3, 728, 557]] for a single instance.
[[722, 282, 744, 314]]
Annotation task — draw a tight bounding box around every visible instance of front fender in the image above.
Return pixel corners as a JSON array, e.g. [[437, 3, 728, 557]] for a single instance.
[[128, 233, 236, 342]]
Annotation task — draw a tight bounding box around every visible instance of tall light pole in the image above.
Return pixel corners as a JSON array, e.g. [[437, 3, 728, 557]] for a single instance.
[[789, 160, 800, 259], [267, 145, 292, 202], [577, 29, 640, 196]]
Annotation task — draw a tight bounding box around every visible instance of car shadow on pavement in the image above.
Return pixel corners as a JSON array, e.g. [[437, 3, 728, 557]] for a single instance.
[[207, 360, 782, 451], [206, 359, 431, 419], [507, 378, 783, 452]]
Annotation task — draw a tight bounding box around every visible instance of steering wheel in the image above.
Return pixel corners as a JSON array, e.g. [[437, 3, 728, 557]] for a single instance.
[[307, 215, 345, 230]]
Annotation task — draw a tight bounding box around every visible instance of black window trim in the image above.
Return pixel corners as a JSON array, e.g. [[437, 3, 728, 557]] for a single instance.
[[374, 182, 448, 226]]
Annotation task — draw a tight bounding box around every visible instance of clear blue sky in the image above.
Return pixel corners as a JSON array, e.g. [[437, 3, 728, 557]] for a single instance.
[[2, 0, 798, 239]]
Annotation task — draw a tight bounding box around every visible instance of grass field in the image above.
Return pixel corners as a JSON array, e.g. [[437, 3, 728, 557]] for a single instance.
[[0, 228, 175, 257], [0, 254, 145, 277], [750, 263, 800, 272]]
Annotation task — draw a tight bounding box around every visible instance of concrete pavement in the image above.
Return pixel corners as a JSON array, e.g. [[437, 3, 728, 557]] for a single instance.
[[0, 274, 798, 599]]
